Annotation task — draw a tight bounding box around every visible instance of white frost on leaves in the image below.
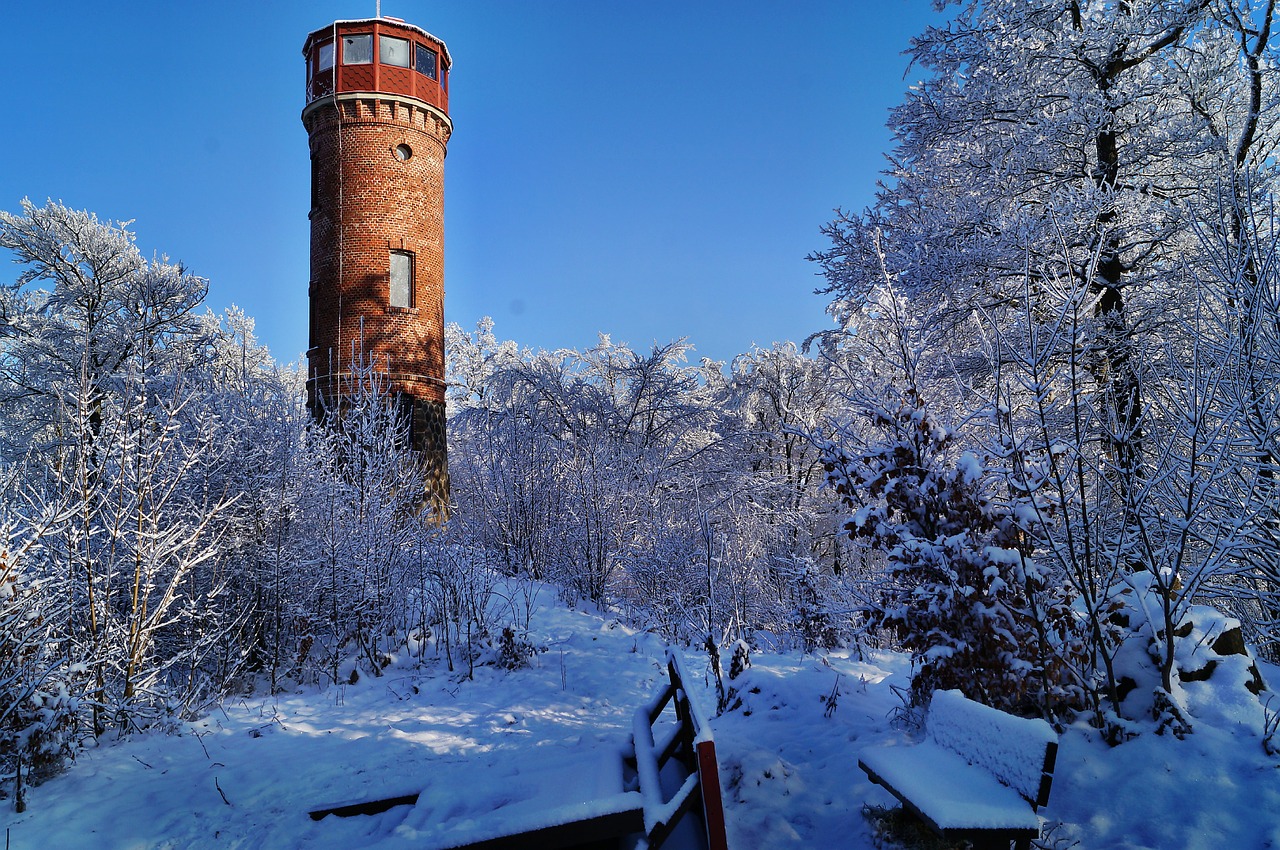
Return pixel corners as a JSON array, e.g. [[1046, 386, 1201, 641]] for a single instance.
[[957, 450, 984, 485], [982, 545, 1023, 567]]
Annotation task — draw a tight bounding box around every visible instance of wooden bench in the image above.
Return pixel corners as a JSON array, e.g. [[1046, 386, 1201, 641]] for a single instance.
[[309, 647, 729, 850], [858, 689, 1058, 850]]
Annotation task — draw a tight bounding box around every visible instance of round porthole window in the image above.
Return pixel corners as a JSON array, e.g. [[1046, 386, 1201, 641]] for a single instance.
[[394, 144, 413, 161]]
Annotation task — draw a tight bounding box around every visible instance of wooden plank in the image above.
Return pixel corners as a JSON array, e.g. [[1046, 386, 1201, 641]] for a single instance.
[[632, 703, 663, 836], [663, 648, 731, 850], [696, 740, 729, 850], [308, 792, 420, 820], [645, 772, 702, 849], [439, 805, 644, 850], [1036, 741, 1059, 810]]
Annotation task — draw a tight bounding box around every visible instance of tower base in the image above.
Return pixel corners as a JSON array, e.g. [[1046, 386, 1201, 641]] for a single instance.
[[410, 397, 451, 521], [307, 384, 451, 522]]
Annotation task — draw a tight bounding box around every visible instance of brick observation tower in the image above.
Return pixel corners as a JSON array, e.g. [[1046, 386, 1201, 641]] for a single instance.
[[302, 17, 452, 514]]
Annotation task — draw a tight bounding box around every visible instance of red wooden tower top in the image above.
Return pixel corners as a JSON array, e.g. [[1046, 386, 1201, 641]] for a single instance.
[[303, 18, 451, 113]]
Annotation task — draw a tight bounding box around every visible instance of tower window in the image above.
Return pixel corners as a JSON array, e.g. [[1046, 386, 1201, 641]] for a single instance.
[[380, 36, 410, 68], [310, 151, 320, 210], [415, 43, 438, 80], [342, 34, 373, 65], [390, 251, 415, 308], [316, 42, 334, 73]]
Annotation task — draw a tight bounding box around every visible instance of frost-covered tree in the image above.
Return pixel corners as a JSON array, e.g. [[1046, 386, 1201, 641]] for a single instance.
[[449, 329, 727, 608], [0, 199, 208, 460], [729, 343, 844, 572], [446, 322, 570, 581], [806, 0, 1280, 727], [187, 308, 309, 690], [1167, 206, 1280, 660], [721, 344, 860, 647], [0, 201, 236, 734], [812, 0, 1280, 497], [293, 355, 432, 683], [445, 317, 522, 414], [0, 204, 318, 787]]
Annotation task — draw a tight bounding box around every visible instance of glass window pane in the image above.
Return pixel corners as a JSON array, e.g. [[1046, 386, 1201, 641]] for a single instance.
[[318, 42, 334, 71], [390, 251, 413, 308], [381, 36, 410, 68], [342, 34, 372, 65], [415, 43, 437, 80]]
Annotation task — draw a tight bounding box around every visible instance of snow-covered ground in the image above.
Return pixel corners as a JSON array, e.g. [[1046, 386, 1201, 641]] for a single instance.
[[3, 585, 1279, 849]]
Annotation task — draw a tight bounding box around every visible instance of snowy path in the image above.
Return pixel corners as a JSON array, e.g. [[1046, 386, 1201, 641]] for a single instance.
[[3, 590, 1279, 849]]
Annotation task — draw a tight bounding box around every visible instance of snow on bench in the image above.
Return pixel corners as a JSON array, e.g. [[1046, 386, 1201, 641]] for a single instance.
[[380, 745, 643, 850], [309, 647, 728, 850], [858, 689, 1058, 850]]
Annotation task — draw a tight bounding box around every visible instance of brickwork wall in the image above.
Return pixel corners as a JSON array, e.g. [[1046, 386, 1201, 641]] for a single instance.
[[304, 85, 452, 514]]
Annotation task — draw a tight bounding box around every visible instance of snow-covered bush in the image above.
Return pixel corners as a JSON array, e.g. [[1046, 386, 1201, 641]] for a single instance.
[[826, 392, 1076, 715], [0, 522, 75, 798], [495, 627, 536, 670], [811, 267, 1082, 717]]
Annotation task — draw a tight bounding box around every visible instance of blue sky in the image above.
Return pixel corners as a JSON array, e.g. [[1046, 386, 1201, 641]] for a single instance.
[[0, 1, 933, 366]]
